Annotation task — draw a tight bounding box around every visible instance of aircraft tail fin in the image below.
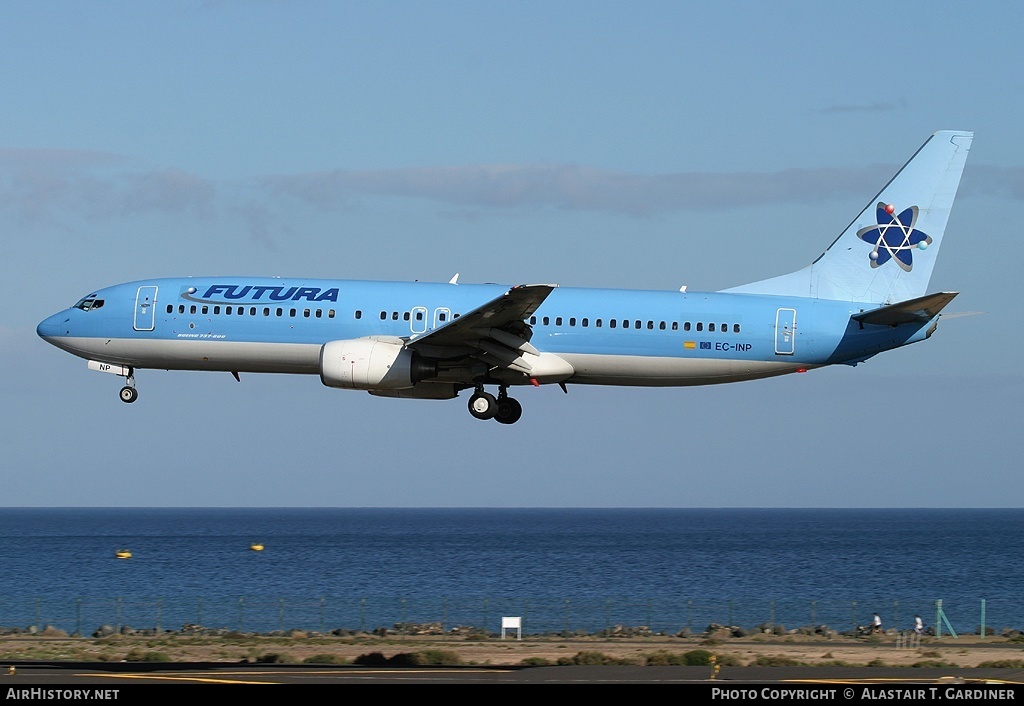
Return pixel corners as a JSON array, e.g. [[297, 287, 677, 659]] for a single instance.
[[723, 130, 973, 304]]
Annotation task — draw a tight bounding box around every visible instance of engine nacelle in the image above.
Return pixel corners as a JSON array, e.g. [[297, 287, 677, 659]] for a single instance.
[[319, 338, 435, 390]]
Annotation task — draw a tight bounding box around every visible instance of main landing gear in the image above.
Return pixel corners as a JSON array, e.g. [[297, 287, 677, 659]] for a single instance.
[[468, 385, 523, 425], [118, 370, 138, 403]]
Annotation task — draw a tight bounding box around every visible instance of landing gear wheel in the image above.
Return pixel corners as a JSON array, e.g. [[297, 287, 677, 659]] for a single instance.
[[494, 396, 523, 425], [119, 386, 138, 403], [468, 391, 497, 420]]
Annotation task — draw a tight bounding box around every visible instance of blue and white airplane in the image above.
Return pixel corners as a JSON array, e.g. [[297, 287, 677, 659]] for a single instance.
[[37, 130, 972, 424]]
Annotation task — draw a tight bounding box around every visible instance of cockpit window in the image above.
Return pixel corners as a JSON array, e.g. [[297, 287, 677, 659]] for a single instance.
[[73, 295, 105, 311]]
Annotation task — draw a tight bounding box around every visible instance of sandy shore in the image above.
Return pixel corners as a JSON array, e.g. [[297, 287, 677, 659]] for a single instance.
[[1, 631, 1023, 668]]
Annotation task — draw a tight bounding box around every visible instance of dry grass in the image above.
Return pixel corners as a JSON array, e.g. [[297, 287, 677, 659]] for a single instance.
[[1, 632, 1021, 668]]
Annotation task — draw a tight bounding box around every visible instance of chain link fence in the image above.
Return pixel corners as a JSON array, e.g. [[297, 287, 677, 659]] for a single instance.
[[2, 596, 1019, 639]]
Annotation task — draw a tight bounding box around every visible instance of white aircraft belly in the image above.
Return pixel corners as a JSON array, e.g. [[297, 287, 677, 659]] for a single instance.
[[51, 337, 322, 374], [560, 353, 802, 386]]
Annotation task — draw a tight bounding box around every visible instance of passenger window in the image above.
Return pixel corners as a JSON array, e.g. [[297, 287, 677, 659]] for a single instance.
[[696, 322, 703, 331], [610, 319, 617, 329], [684, 322, 690, 331], [166, 305, 173, 314], [710, 323, 716, 332], [249, 307, 257, 316], [263, 308, 270, 316], [304, 309, 311, 317], [733, 324, 740, 333], [354, 310, 361, 319]]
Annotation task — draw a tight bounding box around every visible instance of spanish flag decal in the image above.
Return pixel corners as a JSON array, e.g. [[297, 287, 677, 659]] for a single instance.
[[683, 341, 696, 349]]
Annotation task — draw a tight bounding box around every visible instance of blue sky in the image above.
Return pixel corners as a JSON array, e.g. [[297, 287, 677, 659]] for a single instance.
[[3, 1, 1021, 507]]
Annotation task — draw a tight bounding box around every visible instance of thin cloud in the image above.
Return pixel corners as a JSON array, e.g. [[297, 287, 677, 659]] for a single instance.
[[118, 169, 217, 219], [262, 164, 896, 214], [2, 149, 1020, 229], [959, 165, 1024, 200], [0, 149, 218, 224]]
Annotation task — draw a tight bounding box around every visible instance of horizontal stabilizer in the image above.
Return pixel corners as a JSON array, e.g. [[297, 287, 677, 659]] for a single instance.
[[852, 292, 958, 327]]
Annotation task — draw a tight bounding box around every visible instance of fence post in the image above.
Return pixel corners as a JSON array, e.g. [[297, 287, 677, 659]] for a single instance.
[[360, 597, 366, 633], [852, 600, 857, 634], [238, 596, 244, 632], [198, 597, 203, 627], [157, 597, 162, 632], [76, 598, 81, 636], [981, 599, 986, 640], [116, 596, 122, 632], [278, 598, 284, 632], [564, 598, 571, 636], [320, 597, 325, 634]]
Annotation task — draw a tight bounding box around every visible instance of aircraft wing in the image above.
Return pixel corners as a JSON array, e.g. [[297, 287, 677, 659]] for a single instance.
[[852, 292, 959, 327], [406, 284, 557, 373]]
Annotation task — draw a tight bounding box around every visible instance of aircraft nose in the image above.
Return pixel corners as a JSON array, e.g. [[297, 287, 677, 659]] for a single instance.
[[36, 312, 68, 341]]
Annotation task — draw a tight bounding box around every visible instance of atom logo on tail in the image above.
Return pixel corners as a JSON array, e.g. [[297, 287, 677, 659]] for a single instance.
[[856, 202, 931, 271]]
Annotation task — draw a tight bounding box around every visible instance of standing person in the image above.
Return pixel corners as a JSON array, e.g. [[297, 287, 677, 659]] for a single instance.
[[872, 612, 882, 633], [914, 615, 924, 635]]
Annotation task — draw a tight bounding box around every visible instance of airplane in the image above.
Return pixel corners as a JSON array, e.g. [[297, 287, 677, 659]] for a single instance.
[[37, 130, 973, 424]]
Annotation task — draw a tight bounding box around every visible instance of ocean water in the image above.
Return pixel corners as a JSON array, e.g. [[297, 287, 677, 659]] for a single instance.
[[0, 508, 1021, 636]]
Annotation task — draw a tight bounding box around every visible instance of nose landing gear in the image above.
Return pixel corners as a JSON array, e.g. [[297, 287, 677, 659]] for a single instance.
[[119, 370, 138, 403], [468, 385, 523, 424]]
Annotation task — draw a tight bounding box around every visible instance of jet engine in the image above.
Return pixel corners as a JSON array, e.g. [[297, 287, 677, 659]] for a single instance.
[[319, 338, 436, 390]]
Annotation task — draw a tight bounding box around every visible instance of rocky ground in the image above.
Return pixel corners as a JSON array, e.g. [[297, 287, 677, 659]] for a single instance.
[[1, 629, 1023, 668]]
